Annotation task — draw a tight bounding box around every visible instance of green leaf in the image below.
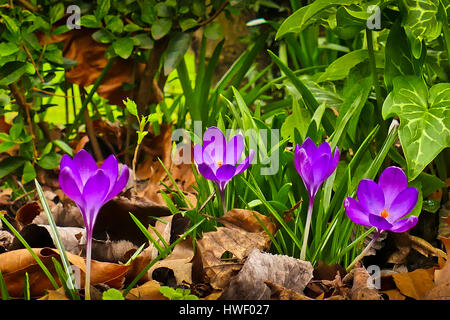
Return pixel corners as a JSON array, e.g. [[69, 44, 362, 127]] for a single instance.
[[276, 0, 356, 39], [49, 3, 65, 24], [164, 32, 192, 76], [192, 0, 206, 16], [113, 38, 134, 59], [280, 99, 311, 142], [96, 0, 111, 20], [0, 62, 35, 86], [124, 23, 142, 32], [22, 161, 36, 184], [179, 18, 198, 32], [53, 140, 74, 156], [204, 21, 223, 40], [123, 98, 138, 116], [151, 19, 172, 40], [133, 33, 154, 49], [9, 122, 23, 140], [0, 14, 19, 35], [0, 93, 10, 107], [106, 16, 124, 34], [37, 153, 62, 170], [0, 42, 19, 57], [384, 20, 422, 90], [400, 0, 442, 44], [155, 3, 171, 17], [382, 76, 450, 180], [317, 49, 368, 82], [0, 157, 25, 179], [80, 15, 102, 28], [92, 30, 113, 44], [102, 288, 124, 300], [0, 142, 15, 153]]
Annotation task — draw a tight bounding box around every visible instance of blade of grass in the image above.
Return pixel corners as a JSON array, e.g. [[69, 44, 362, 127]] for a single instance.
[[0, 271, 11, 300]]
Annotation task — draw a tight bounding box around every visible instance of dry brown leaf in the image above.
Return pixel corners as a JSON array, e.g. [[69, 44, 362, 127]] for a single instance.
[[388, 233, 446, 264], [392, 268, 436, 300], [197, 209, 277, 289], [423, 237, 450, 299], [125, 280, 168, 300], [0, 248, 128, 297], [381, 289, 406, 300], [438, 201, 450, 239], [149, 238, 194, 286], [265, 280, 313, 300], [38, 287, 70, 300], [220, 249, 313, 300]]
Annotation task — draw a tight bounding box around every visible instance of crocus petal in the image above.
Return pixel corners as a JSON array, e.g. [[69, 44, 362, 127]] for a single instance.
[[311, 152, 331, 187], [387, 187, 418, 222], [193, 144, 204, 165], [215, 164, 236, 182], [344, 197, 371, 227], [197, 163, 218, 182], [327, 147, 340, 177], [59, 167, 84, 207], [378, 166, 408, 209], [225, 135, 244, 166], [368, 214, 393, 231], [235, 149, 255, 175], [315, 141, 331, 161], [101, 154, 119, 193], [356, 179, 385, 216], [390, 216, 418, 233], [60, 154, 83, 188], [105, 165, 130, 202], [300, 137, 317, 157], [81, 170, 110, 231], [202, 127, 226, 163], [72, 149, 98, 185], [295, 147, 314, 195]]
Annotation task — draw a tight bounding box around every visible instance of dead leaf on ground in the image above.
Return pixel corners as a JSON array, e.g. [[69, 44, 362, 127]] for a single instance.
[[0, 248, 128, 297], [380, 289, 406, 300], [392, 267, 436, 300], [388, 233, 446, 265], [349, 266, 383, 300], [424, 237, 450, 300], [196, 209, 277, 290], [38, 287, 70, 300], [220, 249, 313, 300], [125, 280, 168, 300]]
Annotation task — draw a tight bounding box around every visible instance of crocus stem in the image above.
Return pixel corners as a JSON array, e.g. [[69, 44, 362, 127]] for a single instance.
[[84, 234, 92, 300], [300, 197, 314, 261], [219, 189, 226, 214], [347, 230, 382, 271]]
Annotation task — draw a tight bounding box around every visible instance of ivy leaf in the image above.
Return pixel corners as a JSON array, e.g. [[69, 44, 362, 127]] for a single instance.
[[400, 0, 442, 43], [164, 32, 192, 75], [151, 18, 172, 40], [382, 76, 450, 180]]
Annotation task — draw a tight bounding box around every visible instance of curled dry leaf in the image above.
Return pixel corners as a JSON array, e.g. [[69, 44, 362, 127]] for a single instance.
[[220, 249, 314, 300], [388, 233, 446, 265], [38, 287, 69, 300], [349, 266, 383, 300], [0, 248, 128, 297], [197, 209, 277, 290], [125, 280, 168, 300]]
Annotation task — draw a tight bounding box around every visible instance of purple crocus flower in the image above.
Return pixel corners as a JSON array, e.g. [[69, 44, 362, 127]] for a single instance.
[[294, 137, 339, 260], [294, 137, 340, 200], [344, 166, 419, 270], [344, 166, 418, 233], [58, 149, 129, 299], [193, 127, 254, 212]]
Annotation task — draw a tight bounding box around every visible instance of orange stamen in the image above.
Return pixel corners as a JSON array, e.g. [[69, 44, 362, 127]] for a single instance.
[[381, 209, 389, 219], [217, 160, 223, 167]]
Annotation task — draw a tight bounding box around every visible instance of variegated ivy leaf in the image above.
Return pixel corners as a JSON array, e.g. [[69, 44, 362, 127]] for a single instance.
[[382, 76, 450, 180], [400, 0, 442, 44]]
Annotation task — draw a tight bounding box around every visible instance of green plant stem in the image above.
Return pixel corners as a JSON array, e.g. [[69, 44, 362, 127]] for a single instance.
[[300, 196, 314, 261], [366, 28, 383, 112], [84, 235, 92, 300], [220, 189, 226, 214], [346, 229, 382, 271]]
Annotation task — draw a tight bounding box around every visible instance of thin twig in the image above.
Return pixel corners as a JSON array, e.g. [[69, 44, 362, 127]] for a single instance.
[[198, 0, 229, 27], [22, 43, 44, 83]]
